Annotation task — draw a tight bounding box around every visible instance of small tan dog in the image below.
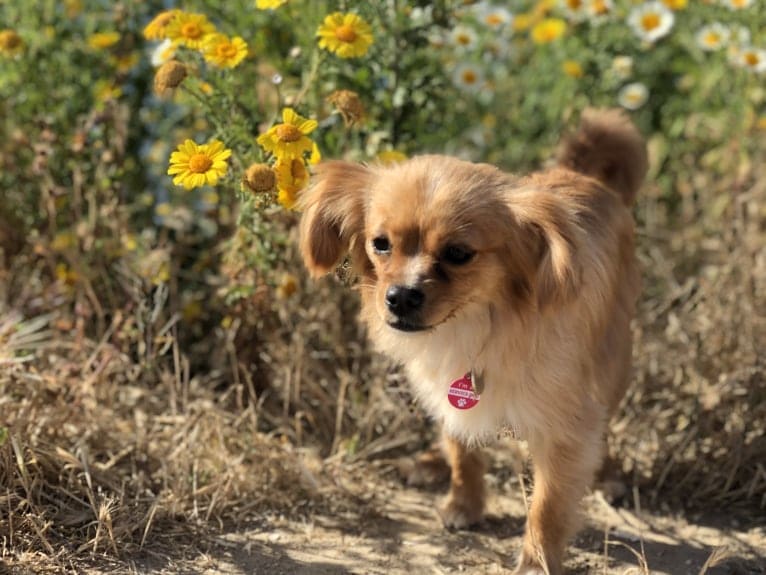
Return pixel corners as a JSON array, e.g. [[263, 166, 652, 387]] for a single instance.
[[299, 109, 647, 574]]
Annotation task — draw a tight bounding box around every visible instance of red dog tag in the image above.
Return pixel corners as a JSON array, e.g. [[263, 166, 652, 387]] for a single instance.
[[447, 373, 480, 410]]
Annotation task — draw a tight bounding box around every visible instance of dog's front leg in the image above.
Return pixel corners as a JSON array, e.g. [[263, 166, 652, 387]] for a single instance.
[[515, 428, 605, 575], [438, 432, 486, 529]]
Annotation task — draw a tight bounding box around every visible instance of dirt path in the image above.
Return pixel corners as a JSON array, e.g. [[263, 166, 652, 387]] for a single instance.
[[134, 448, 765, 575]]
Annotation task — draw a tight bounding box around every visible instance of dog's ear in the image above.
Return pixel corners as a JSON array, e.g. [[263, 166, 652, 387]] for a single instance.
[[509, 191, 582, 310], [298, 161, 372, 278]]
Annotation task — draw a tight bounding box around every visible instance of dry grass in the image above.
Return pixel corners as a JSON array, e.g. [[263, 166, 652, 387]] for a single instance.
[[1, 150, 764, 573]]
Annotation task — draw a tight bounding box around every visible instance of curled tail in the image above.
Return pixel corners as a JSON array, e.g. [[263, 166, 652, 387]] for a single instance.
[[558, 108, 648, 206]]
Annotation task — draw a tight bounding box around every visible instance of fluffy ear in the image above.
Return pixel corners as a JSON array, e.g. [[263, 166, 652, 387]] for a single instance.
[[298, 161, 372, 278], [509, 191, 582, 310]]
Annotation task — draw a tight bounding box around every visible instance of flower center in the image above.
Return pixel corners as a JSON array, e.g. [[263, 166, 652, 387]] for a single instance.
[[276, 124, 303, 142], [485, 14, 503, 26], [591, 0, 608, 14], [462, 70, 477, 84], [334, 25, 357, 43], [704, 32, 720, 46], [217, 42, 237, 59], [641, 13, 660, 32], [181, 22, 202, 39], [744, 51, 759, 66], [566, 0, 582, 8], [189, 153, 212, 173], [456, 33, 471, 45]]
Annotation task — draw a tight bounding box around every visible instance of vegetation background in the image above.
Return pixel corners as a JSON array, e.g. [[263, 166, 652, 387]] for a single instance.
[[1, 0, 764, 573]]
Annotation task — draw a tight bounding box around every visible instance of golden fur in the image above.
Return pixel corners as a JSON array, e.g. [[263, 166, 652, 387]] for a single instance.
[[299, 108, 648, 574]]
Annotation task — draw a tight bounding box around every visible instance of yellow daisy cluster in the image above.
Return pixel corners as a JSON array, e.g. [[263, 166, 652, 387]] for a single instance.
[[256, 108, 321, 209], [143, 9, 249, 69]]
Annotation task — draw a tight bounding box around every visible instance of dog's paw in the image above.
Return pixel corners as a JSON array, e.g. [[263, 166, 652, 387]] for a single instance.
[[396, 448, 450, 488], [438, 496, 483, 530]]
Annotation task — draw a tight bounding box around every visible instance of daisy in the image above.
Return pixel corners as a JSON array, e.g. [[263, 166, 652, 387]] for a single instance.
[[168, 139, 231, 190], [257, 108, 318, 160], [256, 0, 288, 8], [560, 0, 588, 22], [735, 47, 766, 73], [473, 3, 513, 30], [724, 0, 754, 9], [587, 0, 613, 19], [562, 60, 584, 78], [628, 2, 674, 44], [275, 158, 310, 210], [317, 12, 374, 59], [202, 34, 248, 68], [531, 18, 567, 44], [611, 55, 634, 80], [661, 0, 687, 10], [618, 82, 649, 110], [143, 10, 179, 41], [452, 62, 485, 93], [87, 32, 120, 50], [449, 25, 479, 50], [150, 38, 176, 67], [695, 23, 729, 52], [243, 163, 276, 194], [165, 12, 216, 50], [0, 29, 24, 57]]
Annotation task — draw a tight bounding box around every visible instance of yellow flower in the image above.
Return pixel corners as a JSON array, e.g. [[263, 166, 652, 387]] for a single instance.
[[94, 80, 122, 102], [168, 139, 232, 190], [275, 158, 309, 209], [143, 10, 180, 41], [166, 12, 216, 50], [0, 29, 24, 57], [88, 31, 120, 50], [531, 18, 566, 44], [112, 52, 140, 73], [257, 108, 318, 160], [661, 0, 687, 9], [64, 0, 83, 18], [512, 13, 534, 32], [317, 12, 374, 59], [256, 0, 288, 8], [562, 60, 583, 78], [756, 116, 766, 131], [201, 34, 248, 68]]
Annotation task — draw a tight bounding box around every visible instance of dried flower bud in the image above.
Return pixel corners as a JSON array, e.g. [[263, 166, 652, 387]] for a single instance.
[[153, 60, 187, 96], [243, 163, 276, 193], [327, 90, 365, 127]]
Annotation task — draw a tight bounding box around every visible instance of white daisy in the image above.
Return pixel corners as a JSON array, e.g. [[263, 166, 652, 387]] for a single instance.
[[560, 0, 588, 22], [628, 2, 675, 44], [473, 2, 513, 31], [695, 23, 730, 52], [611, 55, 634, 80], [450, 25, 479, 50], [452, 62, 486, 93], [723, 0, 754, 9], [587, 0, 614, 20], [150, 38, 176, 67], [618, 82, 649, 110], [735, 47, 766, 73]]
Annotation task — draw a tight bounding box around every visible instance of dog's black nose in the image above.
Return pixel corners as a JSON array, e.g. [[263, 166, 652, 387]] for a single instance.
[[385, 285, 425, 316]]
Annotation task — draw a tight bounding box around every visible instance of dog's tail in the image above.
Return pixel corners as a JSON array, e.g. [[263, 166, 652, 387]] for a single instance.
[[557, 108, 648, 206]]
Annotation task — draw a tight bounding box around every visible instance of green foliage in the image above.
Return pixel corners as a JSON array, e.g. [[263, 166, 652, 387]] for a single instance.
[[1, 0, 763, 346]]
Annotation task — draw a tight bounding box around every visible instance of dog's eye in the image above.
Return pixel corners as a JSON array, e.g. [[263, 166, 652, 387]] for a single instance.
[[372, 236, 391, 255], [442, 244, 475, 266]]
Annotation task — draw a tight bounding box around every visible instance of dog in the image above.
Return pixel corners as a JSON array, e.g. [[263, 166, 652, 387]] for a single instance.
[[298, 109, 647, 574]]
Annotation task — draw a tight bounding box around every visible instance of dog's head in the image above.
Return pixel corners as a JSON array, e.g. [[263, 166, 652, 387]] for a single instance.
[[299, 155, 581, 333]]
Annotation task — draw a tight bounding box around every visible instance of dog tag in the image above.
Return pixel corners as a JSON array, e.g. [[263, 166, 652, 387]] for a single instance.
[[447, 373, 480, 410]]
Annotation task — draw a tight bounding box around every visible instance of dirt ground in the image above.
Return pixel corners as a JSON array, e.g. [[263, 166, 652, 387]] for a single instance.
[[84, 441, 764, 575]]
